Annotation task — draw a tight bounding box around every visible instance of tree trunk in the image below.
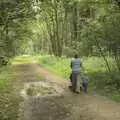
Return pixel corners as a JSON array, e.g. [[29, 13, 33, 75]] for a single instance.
[[72, 2, 78, 45], [95, 38, 111, 72]]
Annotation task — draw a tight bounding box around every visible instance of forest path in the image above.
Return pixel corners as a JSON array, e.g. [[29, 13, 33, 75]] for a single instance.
[[18, 63, 120, 120]]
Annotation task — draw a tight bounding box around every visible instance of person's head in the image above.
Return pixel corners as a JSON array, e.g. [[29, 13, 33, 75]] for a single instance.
[[74, 54, 78, 59]]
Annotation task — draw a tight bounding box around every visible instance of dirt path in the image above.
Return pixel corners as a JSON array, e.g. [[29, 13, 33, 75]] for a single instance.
[[18, 63, 120, 120]]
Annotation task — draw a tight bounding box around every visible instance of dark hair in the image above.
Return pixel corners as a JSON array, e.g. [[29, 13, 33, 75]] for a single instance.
[[74, 54, 78, 58]]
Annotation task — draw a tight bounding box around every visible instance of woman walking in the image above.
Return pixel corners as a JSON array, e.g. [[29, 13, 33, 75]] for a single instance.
[[70, 54, 82, 93]]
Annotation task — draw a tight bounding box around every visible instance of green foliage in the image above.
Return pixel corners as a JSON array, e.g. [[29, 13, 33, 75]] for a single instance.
[[0, 66, 21, 120], [0, 56, 9, 66], [111, 94, 120, 102], [0, 0, 39, 58], [36, 55, 71, 78]]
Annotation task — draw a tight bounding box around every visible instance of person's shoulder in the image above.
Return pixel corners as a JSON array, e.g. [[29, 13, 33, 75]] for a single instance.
[[76, 58, 81, 62]]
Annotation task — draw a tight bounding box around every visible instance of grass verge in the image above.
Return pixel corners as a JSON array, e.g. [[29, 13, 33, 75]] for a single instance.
[[0, 65, 21, 120]]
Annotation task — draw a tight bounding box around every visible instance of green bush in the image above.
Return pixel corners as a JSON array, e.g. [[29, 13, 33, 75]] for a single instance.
[[37, 55, 71, 78], [0, 56, 9, 66]]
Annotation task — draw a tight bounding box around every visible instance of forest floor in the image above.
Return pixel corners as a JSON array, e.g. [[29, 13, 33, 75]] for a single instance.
[[16, 62, 120, 120]]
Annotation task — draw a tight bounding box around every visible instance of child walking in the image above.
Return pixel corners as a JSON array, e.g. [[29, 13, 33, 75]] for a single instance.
[[82, 74, 89, 93]]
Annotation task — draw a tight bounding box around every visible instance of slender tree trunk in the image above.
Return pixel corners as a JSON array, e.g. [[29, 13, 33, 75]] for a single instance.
[[114, 51, 120, 71], [95, 38, 111, 72], [72, 2, 78, 46], [64, 8, 68, 46]]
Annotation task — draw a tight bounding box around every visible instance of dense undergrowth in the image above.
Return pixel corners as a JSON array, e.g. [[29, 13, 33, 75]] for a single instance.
[[36, 54, 120, 101]]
